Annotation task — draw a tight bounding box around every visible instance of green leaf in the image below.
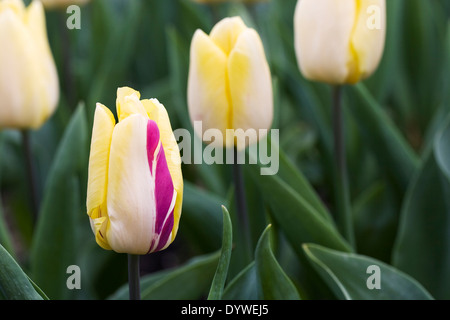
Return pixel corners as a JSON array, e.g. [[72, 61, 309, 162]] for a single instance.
[[179, 181, 224, 253], [208, 206, 233, 300], [247, 151, 352, 256], [222, 262, 260, 300], [0, 243, 43, 300], [30, 104, 88, 300], [392, 114, 450, 299], [255, 225, 301, 300], [303, 244, 433, 300], [109, 251, 221, 300], [348, 83, 419, 193]]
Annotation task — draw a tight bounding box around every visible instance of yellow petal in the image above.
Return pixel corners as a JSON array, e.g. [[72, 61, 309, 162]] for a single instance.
[[106, 114, 155, 254], [228, 28, 273, 147], [209, 16, 247, 55], [349, 0, 386, 83], [294, 0, 356, 84], [116, 87, 148, 122], [187, 29, 230, 142], [142, 98, 183, 242], [86, 103, 115, 249]]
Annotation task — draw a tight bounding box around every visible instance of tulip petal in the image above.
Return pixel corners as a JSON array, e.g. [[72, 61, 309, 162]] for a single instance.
[[146, 120, 177, 253], [350, 0, 386, 82], [294, 0, 356, 84], [25, 0, 59, 122], [228, 28, 273, 147], [86, 103, 115, 250], [187, 29, 230, 143], [209, 16, 247, 55], [106, 114, 156, 254], [142, 99, 183, 242], [116, 87, 148, 122]]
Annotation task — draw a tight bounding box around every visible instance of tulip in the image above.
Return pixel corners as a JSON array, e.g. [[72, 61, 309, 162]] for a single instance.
[[40, 0, 90, 9], [86, 87, 183, 255], [294, 0, 386, 84], [187, 16, 273, 148], [0, 0, 59, 129]]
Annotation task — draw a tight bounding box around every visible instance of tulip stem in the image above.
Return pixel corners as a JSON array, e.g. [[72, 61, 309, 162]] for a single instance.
[[332, 86, 355, 249], [232, 148, 252, 262], [127, 254, 141, 300], [21, 130, 39, 227]]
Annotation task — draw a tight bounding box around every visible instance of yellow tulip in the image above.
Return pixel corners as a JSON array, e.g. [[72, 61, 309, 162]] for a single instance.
[[294, 0, 386, 84], [187, 16, 273, 148], [40, 0, 90, 9], [86, 87, 183, 255], [0, 0, 59, 129]]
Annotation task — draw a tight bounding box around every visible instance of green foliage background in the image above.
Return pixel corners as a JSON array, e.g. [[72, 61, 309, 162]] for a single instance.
[[0, 0, 449, 300]]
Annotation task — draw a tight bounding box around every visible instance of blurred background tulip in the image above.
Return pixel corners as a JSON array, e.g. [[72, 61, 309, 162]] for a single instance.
[[40, 0, 90, 10], [294, 0, 386, 84], [87, 87, 183, 255], [187, 16, 273, 148], [0, 0, 59, 129]]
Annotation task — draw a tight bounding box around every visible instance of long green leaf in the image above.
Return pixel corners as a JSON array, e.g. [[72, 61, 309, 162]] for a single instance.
[[30, 104, 88, 300], [0, 244, 42, 300], [222, 262, 260, 300], [304, 244, 433, 300], [348, 83, 419, 194], [255, 225, 301, 300], [208, 206, 233, 300], [392, 114, 450, 299], [248, 160, 352, 256]]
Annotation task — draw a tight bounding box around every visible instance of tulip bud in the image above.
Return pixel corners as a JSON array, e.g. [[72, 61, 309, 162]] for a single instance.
[[0, 0, 59, 129], [86, 87, 183, 255], [40, 0, 90, 9], [294, 0, 386, 84], [187, 16, 273, 148]]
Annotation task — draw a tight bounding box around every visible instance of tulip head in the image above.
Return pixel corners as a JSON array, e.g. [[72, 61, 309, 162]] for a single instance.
[[86, 87, 183, 255], [0, 0, 59, 129], [294, 0, 386, 85], [187, 16, 273, 148]]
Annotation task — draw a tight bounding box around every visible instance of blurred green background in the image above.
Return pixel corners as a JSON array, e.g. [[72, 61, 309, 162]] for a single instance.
[[0, 0, 449, 300]]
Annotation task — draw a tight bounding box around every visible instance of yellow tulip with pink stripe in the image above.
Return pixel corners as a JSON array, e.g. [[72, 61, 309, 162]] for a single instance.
[[86, 87, 183, 255]]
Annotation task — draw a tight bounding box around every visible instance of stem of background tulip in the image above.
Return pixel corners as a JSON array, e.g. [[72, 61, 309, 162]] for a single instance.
[[127, 254, 141, 300], [21, 130, 38, 226], [232, 148, 252, 262], [332, 86, 355, 249]]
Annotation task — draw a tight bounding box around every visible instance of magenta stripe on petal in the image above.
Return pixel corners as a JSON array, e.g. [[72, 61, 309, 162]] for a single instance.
[[146, 119, 175, 253]]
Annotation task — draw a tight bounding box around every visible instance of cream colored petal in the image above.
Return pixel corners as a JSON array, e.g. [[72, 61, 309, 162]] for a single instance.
[[209, 16, 247, 55], [116, 87, 148, 122], [187, 29, 230, 142], [25, 0, 59, 122], [227, 28, 273, 148], [350, 0, 386, 82], [106, 114, 155, 254], [142, 98, 183, 242], [294, 0, 356, 84]]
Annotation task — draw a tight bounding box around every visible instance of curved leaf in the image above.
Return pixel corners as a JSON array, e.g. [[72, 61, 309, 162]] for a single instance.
[[255, 225, 301, 300], [392, 114, 450, 299], [222, 262, 260, 300], [208, 206, 233, 300], [304, 244, 433, 300], [0, 244, 43, 300], [30, 104, 88, 300]]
